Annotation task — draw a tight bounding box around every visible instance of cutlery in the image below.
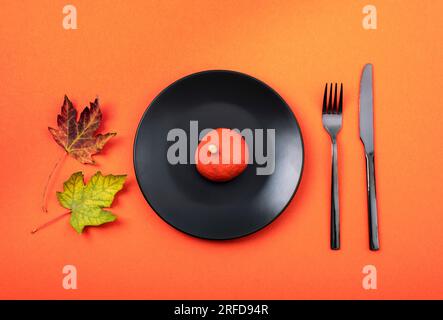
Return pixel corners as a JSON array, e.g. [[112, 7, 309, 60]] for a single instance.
[[322, 83, 343, 250], [359, 63, 380, 251]]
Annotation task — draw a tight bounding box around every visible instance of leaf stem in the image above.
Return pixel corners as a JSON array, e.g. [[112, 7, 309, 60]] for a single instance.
[[41, 153, 67, 212], [31, 211, 70, 234]]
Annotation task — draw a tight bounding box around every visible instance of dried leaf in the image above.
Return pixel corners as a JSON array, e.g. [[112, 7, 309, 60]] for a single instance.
[[57, 171, 126, 233], [48, 95, 116, 164]]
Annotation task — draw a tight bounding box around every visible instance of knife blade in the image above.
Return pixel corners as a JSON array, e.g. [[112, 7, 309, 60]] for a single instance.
[[359, 63, 380, 251], [360, 64, 374, 153]]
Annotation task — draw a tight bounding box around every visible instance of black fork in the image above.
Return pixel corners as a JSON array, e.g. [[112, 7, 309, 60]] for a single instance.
[[322, 83, 343, 250]]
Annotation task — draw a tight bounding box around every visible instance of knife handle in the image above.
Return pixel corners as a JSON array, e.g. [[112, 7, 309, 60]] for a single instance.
[[365, 153, 380, 250]]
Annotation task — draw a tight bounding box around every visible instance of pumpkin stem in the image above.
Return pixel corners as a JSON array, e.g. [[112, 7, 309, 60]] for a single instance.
[[41, 153, 67, 212]]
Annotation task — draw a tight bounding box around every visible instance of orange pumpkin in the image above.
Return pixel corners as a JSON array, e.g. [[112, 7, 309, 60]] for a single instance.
[[195, 128, 249, 182]]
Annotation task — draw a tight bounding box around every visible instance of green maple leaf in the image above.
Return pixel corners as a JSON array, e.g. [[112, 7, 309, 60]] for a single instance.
[[56, 171, 126, 233]]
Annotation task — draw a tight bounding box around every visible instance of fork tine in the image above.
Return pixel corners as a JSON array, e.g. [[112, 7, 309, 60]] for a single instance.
[[338, 83, 343, 114], [322, 83, 328, 114], [328, 83, 333, 113], [333, 83, 337, 113]]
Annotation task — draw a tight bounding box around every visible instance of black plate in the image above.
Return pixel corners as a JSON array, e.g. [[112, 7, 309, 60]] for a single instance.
[[134, 70, 304, 240]]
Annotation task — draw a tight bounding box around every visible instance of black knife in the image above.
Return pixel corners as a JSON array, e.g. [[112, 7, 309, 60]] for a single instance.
[[359, 63, 380, 251]]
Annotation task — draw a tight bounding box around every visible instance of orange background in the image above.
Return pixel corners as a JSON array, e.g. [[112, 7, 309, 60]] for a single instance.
[[0, 0, 442, 299]]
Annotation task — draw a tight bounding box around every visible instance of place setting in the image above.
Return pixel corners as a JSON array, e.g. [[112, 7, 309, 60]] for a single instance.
[[133, 66, 380, 250]]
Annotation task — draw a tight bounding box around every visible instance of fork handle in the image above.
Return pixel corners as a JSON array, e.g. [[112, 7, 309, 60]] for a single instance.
[[365, 153, 380, 251], [330, 139, 340, 250]]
